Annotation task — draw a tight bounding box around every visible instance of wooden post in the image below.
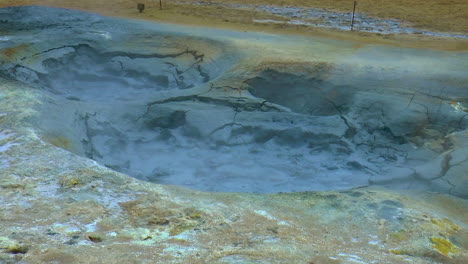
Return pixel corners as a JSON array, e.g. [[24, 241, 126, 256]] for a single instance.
[[159, 0, 163, 10], [137, 3, 145, 13], [351, 1, 357, 31]]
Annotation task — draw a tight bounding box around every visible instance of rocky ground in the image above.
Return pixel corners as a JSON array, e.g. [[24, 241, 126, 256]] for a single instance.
[[0, 4, 467, 264]]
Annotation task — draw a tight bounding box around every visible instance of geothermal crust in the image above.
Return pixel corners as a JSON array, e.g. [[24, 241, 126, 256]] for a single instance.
[[0, 6, 467, 263]]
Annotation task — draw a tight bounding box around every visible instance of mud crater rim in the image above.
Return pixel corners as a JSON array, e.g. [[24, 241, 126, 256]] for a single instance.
[[11, 52, 468, 195], [2, 6, 466, 196]]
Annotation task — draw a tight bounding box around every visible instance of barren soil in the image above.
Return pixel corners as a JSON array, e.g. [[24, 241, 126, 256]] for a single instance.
[[1, 0, 467, 50]]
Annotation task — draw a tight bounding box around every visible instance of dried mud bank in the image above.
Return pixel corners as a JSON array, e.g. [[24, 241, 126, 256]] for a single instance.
[[1, 6, 468, 263]]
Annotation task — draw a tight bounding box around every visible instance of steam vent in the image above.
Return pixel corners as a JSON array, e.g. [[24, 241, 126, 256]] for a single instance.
[[1, 5, 467, 263]]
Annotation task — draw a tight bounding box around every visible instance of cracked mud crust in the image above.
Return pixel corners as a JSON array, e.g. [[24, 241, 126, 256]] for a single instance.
[[0, 123, 467, 263], [0, 5, 467, 264]]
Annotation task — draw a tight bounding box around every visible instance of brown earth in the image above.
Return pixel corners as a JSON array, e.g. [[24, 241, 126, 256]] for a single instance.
[[1, 0, 468, 50], [172, 0, 468, 34]]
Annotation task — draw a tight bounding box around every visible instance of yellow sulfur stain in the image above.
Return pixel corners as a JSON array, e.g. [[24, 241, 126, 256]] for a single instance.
[[58, 176, 80, 188], [389, 231, 407, 240], [430, 218, 460, 233], [430, 237, 458, 258], [189, 213, 202, 219], [389, 249, 405, 255], [70, 179, 79, 186]]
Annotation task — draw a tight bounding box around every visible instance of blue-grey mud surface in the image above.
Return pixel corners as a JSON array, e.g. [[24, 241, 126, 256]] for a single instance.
[[1, 6, 467, 196]]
